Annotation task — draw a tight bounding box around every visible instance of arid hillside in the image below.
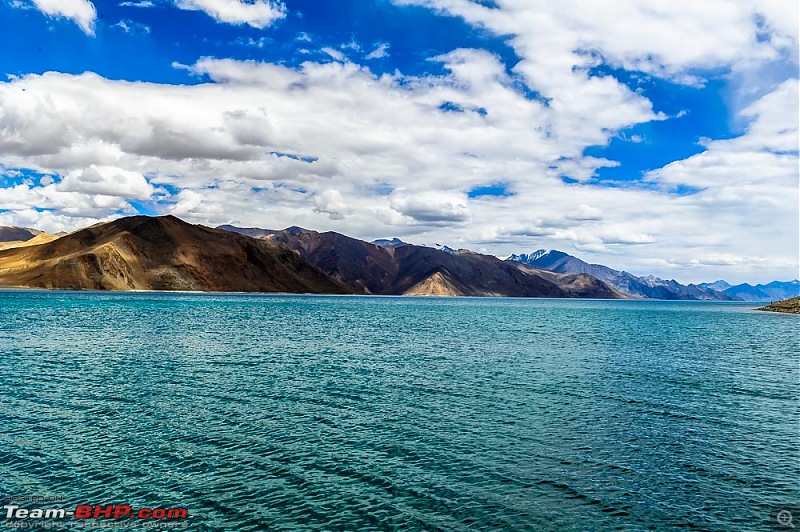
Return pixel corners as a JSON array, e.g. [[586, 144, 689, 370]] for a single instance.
[[0, 216, 351, 293]]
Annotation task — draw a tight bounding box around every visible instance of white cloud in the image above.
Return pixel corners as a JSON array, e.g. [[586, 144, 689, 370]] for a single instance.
[[394, 0, 798, 140], [365, 43, 390, 60], [30, 0, 97, 35], [321, 47, 345, 62], [646, 80, 798, 189], [60, 165, 154, 199], [314, 190, 352, 221], [390, 191, 470, 224], [637, 80, 799, 280], [174, 0, 285, 28], [113, 19, 151, 33], [0, 1, 797, 284]]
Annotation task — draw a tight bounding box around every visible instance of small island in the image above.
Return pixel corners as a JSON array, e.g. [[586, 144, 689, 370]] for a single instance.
[[757, 297, 800, 314]]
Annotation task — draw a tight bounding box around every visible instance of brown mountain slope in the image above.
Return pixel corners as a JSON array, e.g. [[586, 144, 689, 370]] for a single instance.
[[388, 245, 566, 297], [514, 263, 630, 299], [260, 228, 624, 298], [403, 271, 463, 296], [0, 216, 351, 293], [267, 228, 398, 294]]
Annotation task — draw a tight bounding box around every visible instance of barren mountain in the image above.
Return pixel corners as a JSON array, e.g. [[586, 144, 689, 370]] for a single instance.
[[514, 264, 628, 299], [267, 227, 399, 294], [404, 271, 463, 296], [0, 216, 350, 293], [509, 249, 738, 301], [252, 227, 625, 298], [0, 226, 43, 243], [0, 216, 626, 298]]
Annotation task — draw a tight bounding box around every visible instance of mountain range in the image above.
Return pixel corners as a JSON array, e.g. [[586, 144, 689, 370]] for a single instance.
[[506, 250, 740, 301], [0, 227, 64, 251], [228, 225, 624, 298], [507, 250, 799, 301], [0, 216, 621, 298], [1, 217, 793, 301], [716, 280, 800, 302]]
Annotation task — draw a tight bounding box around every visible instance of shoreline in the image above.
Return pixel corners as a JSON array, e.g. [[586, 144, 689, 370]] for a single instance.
[[756, 297, 800, 314], [0, 285, 773, 303]]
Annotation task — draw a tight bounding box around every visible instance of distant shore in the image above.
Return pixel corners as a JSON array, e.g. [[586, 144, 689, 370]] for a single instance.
[[0, 286, 777, 303], [756, 297, 800, 314]]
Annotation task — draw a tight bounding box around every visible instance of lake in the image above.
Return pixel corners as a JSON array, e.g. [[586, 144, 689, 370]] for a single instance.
[[1, 291, 797, 530]]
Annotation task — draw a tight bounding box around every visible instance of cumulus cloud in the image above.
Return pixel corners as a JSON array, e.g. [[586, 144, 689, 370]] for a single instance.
[[394, 0, 798, 137], [30, 0, 97, 35], [59, 165, 154, 199], [314, 190, 352, 221], [638, 79, 799, 277], [390, 191, 470, 224], [0, 1, 797, 283], [174, 0, 285, 28]]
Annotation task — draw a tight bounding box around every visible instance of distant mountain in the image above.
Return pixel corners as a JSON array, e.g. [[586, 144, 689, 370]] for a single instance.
[[0, 216, 657, 299], [429, 243, 455, 254], [699, 280, 732, 291], [513, 264, 629, 299], [507, 250, 549, 264], [0, 216, 350, 293], [508, 249, 739, 301], [268, 228, 398, 294], [371, 238, 408, 248], [723, 284, 771, 301], [0, 226, 43, 243], [0, 232, 62, 251], [723, 280, 800, 302], [215, 224, 277, 239], [757, 280, 800, 300], [235, 227, 626, 298]]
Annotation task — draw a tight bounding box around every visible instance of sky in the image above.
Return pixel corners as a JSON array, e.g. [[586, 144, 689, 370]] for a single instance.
[[0, 0, 797, 284]]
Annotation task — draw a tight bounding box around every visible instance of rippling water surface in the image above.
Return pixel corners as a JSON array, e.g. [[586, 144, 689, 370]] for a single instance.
[[1, 291, 797, 531]]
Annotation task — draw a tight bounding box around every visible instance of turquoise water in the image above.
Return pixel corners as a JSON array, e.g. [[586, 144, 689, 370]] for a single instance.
[[0, 291, 797, 531]]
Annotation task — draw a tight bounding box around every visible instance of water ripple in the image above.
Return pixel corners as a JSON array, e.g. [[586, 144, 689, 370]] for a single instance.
[[1, 292, 797, 531]]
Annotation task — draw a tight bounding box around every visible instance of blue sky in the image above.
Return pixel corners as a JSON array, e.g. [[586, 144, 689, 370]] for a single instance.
[[0, 0, 797, 283], [0, 0, 736, 178]]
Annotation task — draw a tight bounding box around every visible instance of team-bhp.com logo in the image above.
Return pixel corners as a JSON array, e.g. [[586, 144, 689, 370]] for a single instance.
[[5, 505, 187, 520], [4, 503, 188, 528]]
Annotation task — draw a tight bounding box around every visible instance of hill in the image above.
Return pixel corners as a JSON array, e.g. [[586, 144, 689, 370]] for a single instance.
[[0, 216, 350, 293], [756, 297, 800, 314]]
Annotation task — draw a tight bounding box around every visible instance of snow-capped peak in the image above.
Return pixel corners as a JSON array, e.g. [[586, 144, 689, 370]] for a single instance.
[[506, 249, 550, 263]]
